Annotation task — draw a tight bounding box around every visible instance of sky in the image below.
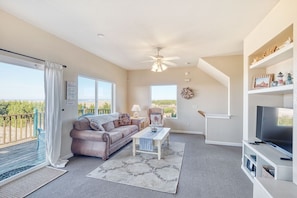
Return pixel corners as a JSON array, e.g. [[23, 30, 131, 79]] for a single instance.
[[0, 62, 44, 100], [78, 76, 112, 100], [151, 85, 177, 100], [0, 61, 177, 101]]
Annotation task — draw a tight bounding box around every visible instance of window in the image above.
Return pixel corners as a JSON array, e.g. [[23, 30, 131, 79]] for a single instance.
[[78, 76, 114, 116], [0, 58, 46, 181], [151, 85, 177, 118]]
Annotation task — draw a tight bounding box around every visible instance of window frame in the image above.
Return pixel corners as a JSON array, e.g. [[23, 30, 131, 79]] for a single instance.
[[77, 75, 115, 116], [150, 84, 177, 119]]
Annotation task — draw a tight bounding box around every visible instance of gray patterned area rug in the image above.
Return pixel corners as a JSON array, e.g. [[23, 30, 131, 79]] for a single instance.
[[87, 142, 185, 194]]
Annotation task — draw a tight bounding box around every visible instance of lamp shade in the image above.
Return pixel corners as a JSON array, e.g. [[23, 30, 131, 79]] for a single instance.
[[131, 104, 141, 118], [131, 104, 141, 112]]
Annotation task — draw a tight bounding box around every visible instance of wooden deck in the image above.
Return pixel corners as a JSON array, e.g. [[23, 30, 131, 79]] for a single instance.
[[0, 132, 46, 181]]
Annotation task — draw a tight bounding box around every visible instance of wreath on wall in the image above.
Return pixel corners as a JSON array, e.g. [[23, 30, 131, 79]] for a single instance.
[[181, 87, 194, 99]]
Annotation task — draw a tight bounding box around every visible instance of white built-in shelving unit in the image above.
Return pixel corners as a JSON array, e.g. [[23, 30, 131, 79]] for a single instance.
[[243, 20, 296, 197]]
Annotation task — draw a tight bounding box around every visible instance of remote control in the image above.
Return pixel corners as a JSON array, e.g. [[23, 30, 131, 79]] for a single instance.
[[280, 157, 292, 161]]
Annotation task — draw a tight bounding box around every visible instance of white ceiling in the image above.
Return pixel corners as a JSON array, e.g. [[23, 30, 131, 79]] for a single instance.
[[0, 0, 279, 70]]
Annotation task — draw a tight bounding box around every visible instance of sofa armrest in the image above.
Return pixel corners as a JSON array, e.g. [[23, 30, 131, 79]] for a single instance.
[[70, 129, 106, 142], [131, 118, 142, 131]]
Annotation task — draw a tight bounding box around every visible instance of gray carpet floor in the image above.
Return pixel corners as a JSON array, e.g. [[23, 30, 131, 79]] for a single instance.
[[27, 134, 252, 198]]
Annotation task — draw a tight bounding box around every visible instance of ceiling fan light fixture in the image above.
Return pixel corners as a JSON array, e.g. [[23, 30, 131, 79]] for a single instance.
[[151, 63, 158, 72], [161, 64, 167, 71], [151, 62, 167, 72], [148, 47, 178, 72]]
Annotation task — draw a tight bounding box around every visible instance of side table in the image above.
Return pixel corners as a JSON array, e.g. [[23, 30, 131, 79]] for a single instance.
[[131, 117, 147, 130]]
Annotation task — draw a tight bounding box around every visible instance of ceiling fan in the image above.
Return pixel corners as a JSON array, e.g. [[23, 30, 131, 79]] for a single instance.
[[144, 47, 180, 72]]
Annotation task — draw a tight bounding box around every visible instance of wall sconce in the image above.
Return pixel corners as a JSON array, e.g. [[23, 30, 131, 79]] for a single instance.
[[184, 72, 191, 82], [131, 104, 141, 118]]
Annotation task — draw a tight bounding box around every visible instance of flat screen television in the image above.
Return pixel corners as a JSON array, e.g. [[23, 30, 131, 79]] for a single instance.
[[256, 106, 293, 158]]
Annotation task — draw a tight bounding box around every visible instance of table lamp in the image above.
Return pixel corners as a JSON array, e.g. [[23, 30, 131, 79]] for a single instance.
[[131, 104, 141, 118]]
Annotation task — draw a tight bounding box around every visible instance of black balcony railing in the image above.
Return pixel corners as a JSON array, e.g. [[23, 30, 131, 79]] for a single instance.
[[78, 108, 111, 117]]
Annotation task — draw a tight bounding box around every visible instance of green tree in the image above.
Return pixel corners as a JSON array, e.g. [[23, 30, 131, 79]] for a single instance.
[[101, 102, 111, 109], [0, 100, 45, 127], [0, 100, 9, 115]]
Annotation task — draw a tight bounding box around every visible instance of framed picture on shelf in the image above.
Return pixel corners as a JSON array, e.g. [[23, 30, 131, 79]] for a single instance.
[[252, 74, 274, 89]]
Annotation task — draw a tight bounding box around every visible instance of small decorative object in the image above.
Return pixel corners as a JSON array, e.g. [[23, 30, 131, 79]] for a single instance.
[[279, 37, 293, 49], [277, 72, 284, 86], [251, 58, 258, 65], [286, 73, 293, 85], [284, 37, 293, 45], [271, 81, 278, 87], [150, 125, 158, 133], [181, 87, 194, 99], [273, 45, 278, 52], [252, 74, 274, 89]]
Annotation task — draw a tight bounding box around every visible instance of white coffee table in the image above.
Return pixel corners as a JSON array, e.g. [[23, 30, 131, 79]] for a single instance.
[[131, 127, 170, 160]]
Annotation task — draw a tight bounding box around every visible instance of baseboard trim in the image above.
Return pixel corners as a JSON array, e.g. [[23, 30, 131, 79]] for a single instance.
[[61, 153, 73, 160], [205, 140, 242, 147], [170, 130, 204, 135]]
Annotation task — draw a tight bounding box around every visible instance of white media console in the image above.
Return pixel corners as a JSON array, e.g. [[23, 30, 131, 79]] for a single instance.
[[242, 140, 292, 182]]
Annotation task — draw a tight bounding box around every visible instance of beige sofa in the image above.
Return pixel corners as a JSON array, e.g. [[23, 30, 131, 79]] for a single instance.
[[70, 113, 141, 160]]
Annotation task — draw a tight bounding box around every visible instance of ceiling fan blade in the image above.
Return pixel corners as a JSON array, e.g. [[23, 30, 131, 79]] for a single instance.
[[141, 60, 154, 63], [163, 60, 177, 66], [149, 56, 157, 60], [163, 56, 180, 61]]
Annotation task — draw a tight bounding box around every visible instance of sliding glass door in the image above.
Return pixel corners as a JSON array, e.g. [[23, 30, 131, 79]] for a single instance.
[[0, 59, 46, 182]]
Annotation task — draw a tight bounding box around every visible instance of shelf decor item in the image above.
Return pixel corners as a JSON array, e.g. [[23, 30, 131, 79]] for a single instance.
[[277, 72, 284, 86], [286, 73, 293, 85], [252, 74, 274, 89]]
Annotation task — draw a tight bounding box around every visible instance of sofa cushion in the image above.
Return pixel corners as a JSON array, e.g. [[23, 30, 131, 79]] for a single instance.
[[110, 125, 138, 137], [119, 113, 131, 126], [73, 117, 92, 130], [102, 121, 115, 131], [108, 132, 123, 144]]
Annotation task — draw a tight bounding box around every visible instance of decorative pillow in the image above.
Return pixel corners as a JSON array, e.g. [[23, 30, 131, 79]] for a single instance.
[[73, 117, 92, 130], [150, 113, 162, 126], [119, 113, 131, 126], [89, 120, 105, 131], [113, 120, 120, 128], [102, 121, 115, 131]]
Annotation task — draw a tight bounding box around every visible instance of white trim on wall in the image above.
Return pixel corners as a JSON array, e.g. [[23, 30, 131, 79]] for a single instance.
[[170, 130, 204, 135], [205, 140, 242, 147]]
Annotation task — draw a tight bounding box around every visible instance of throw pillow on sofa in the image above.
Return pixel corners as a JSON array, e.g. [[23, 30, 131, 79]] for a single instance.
[[102, 121, 115, 131], [89, 118, 105, 131], [119, 113, 131, 126], [90, 120, 104, 131], [73, 117, 92, 130]]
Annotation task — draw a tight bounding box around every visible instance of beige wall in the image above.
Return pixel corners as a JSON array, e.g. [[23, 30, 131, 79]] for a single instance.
[[202, 55, 243, 145], [128, 55, 243, 142], [0, 10, 128, 158]]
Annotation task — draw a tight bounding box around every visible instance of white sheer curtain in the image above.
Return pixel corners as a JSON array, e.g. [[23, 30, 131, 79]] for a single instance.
[[44, 61, 68, 168]]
